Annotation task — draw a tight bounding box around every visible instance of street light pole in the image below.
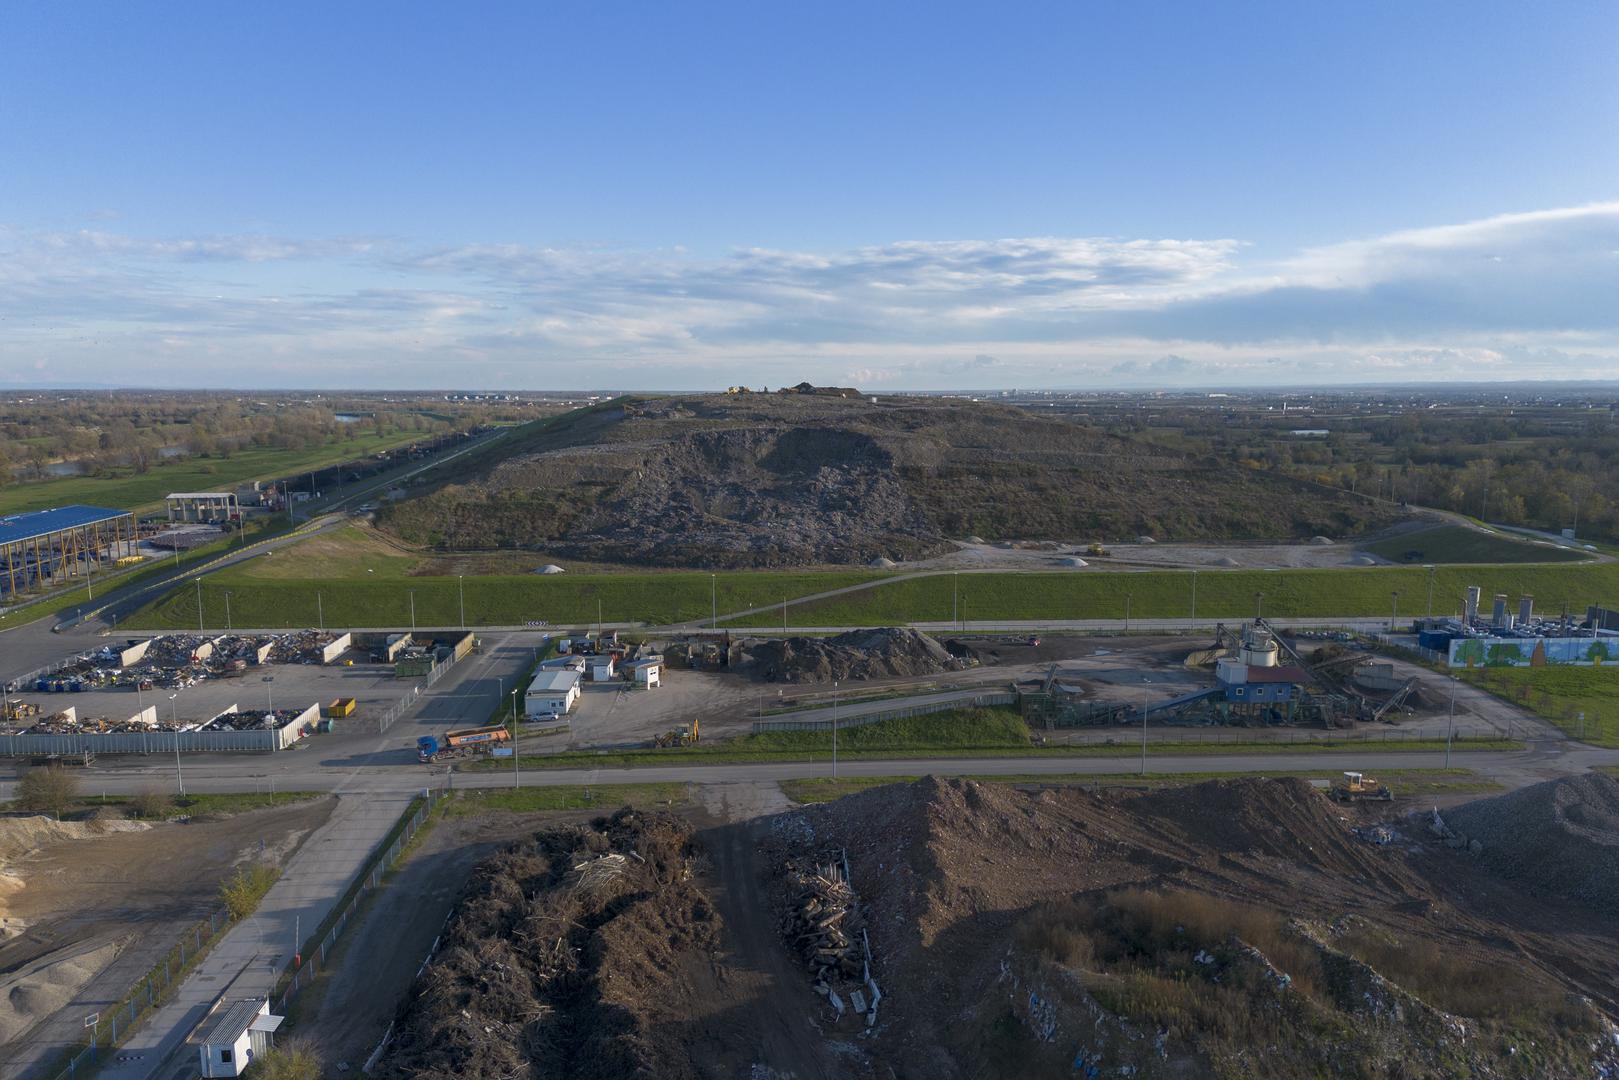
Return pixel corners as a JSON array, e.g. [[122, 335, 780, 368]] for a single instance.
[[169, 694, 183, 797], [1125, 593, 1132, 632], [1446, 677, 1457, 767], [409, 589, 416, 632], [195, 578, 204, 633], [831, 680, 839, 780], [224, 592, 232, 633], [1190, 570, 1197, 628], [711, 573, 717, 629], [953, 572, 958, 628], [1140, 690, 1148, 776], [458, 575, 465, 630], [1424, 565, 1435, 618], [511, 687, 521, 790], [317, 591, 324, 633], [1390, 591, 1399, 632]]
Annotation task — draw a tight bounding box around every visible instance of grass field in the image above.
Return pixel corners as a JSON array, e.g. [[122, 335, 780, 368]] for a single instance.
[[777, 768, 1501, 803], [1462, 666, 1619, 747], [734, 561, 1619, 626], [1359, 524, 1588, 565], [443, 783, 688, 815], [126, 566, 888, 629]]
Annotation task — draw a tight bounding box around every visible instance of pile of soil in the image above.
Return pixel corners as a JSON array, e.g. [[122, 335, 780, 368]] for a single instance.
[[729, 627, 967, 683], [764, 776, 1619, 1078], [1441, 771, 1619, 909], [375, 809, 723, 1080]]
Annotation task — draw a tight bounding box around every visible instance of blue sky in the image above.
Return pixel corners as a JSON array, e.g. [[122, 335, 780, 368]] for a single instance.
[[2, 1, 1617, 389]]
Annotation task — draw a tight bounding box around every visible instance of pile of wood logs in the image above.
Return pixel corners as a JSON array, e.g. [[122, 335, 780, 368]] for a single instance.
[[783, 856, 865, 982]]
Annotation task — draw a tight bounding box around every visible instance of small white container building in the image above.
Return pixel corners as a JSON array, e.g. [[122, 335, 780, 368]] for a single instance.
[[525, 669, 582, 718], [587, 655, 617, 682], [625, 657, 662, 688], [198, 998, 281, 1077]]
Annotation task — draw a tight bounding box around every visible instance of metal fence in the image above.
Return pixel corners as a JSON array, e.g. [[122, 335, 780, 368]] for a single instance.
[[752, 691, 1016, 733], [45, 907, 230, 1080], [373, 654, 453, 734], [272, 792, 440, 1014]]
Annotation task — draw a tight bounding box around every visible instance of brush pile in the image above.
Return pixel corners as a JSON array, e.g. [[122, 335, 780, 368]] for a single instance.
[[781, 853, 881, 1026]]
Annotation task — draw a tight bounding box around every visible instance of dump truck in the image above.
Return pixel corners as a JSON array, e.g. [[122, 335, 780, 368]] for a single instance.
[[417, 724, 511, 763], [651, 717, 701, 748], [1329, 771, 1393, 802]]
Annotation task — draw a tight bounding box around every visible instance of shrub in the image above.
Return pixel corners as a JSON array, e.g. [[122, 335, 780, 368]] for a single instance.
[[129, 788, 173, 819], [220, 862, 280, 921], [242, 1040, 322, 1080], [15, 766, 80, 819]]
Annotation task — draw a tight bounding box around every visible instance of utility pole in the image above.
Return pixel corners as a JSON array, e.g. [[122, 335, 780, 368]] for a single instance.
[[224, 592, 232, 633], [1125, 592, 1132, 632], [953, 572, 958, 628], [195, 578, 204, 633], [782, 596, 787, 634], [1424, 565, 1435, 617], [409, 589, 416, 632], [458, 575, 465, 630], [1190, 570, 1197, 628], [1390, 590, 1399, 632], [317, 591, 324, 633], [170, 694, 183, 796], [511, 687, 521, 790], [711, 573, 717, 629]]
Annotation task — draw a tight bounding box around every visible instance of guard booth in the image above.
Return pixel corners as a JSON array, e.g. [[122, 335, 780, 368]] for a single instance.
[[197, 998, 282, 1077]]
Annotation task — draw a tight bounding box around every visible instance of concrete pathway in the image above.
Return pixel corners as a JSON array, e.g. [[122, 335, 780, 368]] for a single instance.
[[95, 791, 413, 1080]]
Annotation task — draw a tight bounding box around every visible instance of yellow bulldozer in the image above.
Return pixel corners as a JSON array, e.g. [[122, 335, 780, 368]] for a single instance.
[[1329, 771, 1393, 802], [1086, 541, 1110, 557], [651, 717, 701, 748]]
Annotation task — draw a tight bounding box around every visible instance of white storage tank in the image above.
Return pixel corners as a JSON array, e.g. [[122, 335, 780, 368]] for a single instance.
[[1239, 625, 1279, 667]]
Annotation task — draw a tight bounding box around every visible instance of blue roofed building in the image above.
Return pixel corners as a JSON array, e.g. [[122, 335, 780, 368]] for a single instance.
[[0, 505, 137, 597]]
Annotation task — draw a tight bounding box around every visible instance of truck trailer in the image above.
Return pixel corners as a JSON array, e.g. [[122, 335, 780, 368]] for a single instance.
[[417, 724, 511, 763]]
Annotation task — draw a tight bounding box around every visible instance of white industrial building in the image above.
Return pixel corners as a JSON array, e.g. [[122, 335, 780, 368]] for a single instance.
[[625, 657, 662, 688], [525, 669, 581, 717], [197, 998, 281, 1077], [587, 655, 617, 682]]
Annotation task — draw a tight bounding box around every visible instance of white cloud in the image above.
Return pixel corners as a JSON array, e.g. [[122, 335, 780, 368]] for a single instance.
[[2, 206, 1618, 388]]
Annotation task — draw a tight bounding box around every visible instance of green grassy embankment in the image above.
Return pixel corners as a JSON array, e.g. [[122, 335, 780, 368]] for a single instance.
[[1358, 524, 1589, 565], [486, 708, 1521, 770], [1461, 666, 1619, 747], [0, 429, 431, 516], [125, 567, 888, 629], [778, 768, 1502, 803], [444, 784, 689, 815], [734, 562, 1619, 626]]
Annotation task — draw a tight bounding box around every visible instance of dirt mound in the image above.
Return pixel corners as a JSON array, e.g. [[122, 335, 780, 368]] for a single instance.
[[764, 776, 1618, 1078], [729, 627, 968, 683], [1441, 771, 1619, 909], [375, 808, 722, 1080]]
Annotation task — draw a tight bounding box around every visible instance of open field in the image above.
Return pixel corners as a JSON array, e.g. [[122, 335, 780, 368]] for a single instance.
[[778, 767, 1503, 803], [0, 429, 429, 516], [1463, 666, 1619, 747], [1358, 523, 1590, 564], [2, 791, 323, 820]]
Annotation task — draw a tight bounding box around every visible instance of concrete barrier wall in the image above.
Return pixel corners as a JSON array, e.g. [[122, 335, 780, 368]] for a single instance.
[[129, 705, 157, 726], [281, 703, 320, 748], [0, 728, 277, 755], [255, 641, 276, 665], [450, 632, 475, 663], [321, 633, 353, 664], [118, 639, 152, 666], [751, 691, 1016, 734]]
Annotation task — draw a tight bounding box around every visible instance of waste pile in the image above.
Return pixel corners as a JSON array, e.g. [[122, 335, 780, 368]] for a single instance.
[[270, 630, 340, 664], [1438, 771, 1619, 910], [205, 709, 296, 732], [730, 627, 968, 683], [375, 808, 721, 1080], [781, 852, 881, 1027]]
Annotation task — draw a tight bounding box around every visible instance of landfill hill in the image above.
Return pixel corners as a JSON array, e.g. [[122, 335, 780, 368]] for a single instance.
[[376, 391, 1397, 568]]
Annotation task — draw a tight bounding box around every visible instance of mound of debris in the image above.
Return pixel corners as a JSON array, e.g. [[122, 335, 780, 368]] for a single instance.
[[375, 809, 721, 1080], [764, 776, 1619, 1079], [779, 853, 881, 1028], [729, 627, 967, 683], [1439, 771, 1619, 909]]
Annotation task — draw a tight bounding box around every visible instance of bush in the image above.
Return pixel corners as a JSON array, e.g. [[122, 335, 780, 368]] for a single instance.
[[220, 862, 280, 920], [15, 766, 80, 818], [129, 788, 173, 819], [242, 1040, 322, 1080]]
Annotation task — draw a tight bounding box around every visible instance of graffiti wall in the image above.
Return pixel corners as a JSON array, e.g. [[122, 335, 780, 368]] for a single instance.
[[1447, 636, 1619, 668]]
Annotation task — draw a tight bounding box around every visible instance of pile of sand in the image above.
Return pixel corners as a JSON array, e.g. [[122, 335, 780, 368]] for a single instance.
[[0, 938, 127, 1044]]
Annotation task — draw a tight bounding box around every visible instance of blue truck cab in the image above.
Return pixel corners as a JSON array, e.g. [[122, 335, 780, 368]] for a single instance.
[[417, 735, 441, 761]]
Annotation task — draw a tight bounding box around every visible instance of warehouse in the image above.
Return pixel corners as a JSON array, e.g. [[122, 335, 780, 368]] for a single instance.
[[524, 669, 582, 718], [0, 504, 137, 598]]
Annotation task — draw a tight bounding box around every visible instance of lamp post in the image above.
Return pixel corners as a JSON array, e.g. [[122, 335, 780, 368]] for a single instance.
[[1424, 565, 1436, 618], [169, 693, 183, 797], [1190, 570, 1197, 628], [1124, 592, 1132, 632], [831, 680, 839, 780], [782, 596, 787, 633], [408, 589, 416, 632], [316, 591, 324, 633], [263, 676, 274, 712], [1390, 591, 1400, 632], [224, 592, 232, 633], [1446, 677, 1457, 767], [1140, 690, 1148, 776], [195, 578, 204, 633], [511, 687, 521, 790], [711, 573, 717, 629], [953, 572, 959, 628], [458, 575, 465, 630]]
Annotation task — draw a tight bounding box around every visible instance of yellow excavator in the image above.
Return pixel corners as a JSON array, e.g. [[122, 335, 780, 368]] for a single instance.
[[652, 717, 701, 748], [1329, 771, 1393, 802], [1086, 541, 1109, 557]]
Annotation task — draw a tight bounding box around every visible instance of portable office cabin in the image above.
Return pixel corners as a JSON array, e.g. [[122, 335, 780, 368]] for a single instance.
[[587, 655, 617, 682], [525, 669, 582, 717], [625, 657, 662, 688], [198, 999, 282, 1077]]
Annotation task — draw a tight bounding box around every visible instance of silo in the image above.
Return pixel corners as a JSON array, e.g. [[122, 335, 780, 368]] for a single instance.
[[1492, 594, 1508, 628], [1519, 595, 1534, 624], [1240, 625, 1279, 667], [1464, 586, 1482, 625]]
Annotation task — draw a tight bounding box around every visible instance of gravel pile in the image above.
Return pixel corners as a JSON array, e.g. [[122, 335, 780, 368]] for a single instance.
[[1442, 771, 1619, 910], [728, 627, 968, 683]]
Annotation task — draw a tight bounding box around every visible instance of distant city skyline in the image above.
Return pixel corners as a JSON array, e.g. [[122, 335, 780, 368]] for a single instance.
[[3, 2, 1616, 390]]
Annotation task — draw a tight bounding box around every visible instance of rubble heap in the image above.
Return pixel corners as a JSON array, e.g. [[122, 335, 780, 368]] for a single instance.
[[729, 626, 968, 683], [781, 852, 881, 1026]]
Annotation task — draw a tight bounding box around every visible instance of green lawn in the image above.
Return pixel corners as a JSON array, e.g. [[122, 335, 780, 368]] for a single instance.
[[734, 562, 1619, 625], [0, 429, 428, 515], [444, 783, 688, 815], [1359, 524, 1588, 565], [1462, 666, 1619, 747], [125, 567, 887, 629], [778, 768, 1501, 803]]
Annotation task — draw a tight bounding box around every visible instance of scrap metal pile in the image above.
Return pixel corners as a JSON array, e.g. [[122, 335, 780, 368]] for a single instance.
[[15, 712, 183, 735], [781, 851, 882, 1027], [206, 709, 297, 732], [269, 630, 339, 664]]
